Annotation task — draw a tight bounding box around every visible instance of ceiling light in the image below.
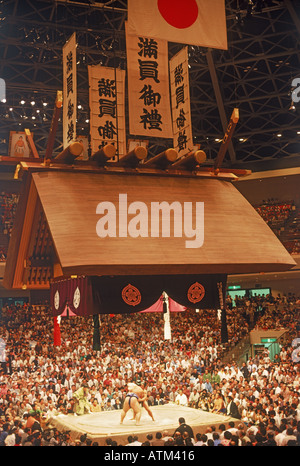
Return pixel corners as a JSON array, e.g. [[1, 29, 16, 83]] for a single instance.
[[246, 0, 254, 18]]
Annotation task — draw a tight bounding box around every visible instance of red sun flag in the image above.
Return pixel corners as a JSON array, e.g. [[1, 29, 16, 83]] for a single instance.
[[157, 0, 198, 29], [127, 0, 227, 50]]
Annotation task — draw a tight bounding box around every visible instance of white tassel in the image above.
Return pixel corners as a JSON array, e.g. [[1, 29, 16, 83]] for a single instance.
[[163, 291, 171, 340]]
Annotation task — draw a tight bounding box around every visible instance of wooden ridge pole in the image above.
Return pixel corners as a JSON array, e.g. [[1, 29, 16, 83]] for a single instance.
[[44, 90, 63, 163], [214, 108, 239, 173]]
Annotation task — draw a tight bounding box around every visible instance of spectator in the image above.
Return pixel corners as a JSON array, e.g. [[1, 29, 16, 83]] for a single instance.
[[4, 426, 17, 446], [173, 417, 194, 440], [152, 432, 165, 446], [281, 426, 297, 446], [126, 435, 142, 446], [221, 430, 232, 446], [213, 432, 221, 446], [226, 397, 241, 419], [175, 389, 188, 407]]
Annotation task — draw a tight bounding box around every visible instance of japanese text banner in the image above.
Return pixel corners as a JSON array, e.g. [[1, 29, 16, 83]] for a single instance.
[[88, 65, 126, 157], [170, 47, 193, 156], [62, 32, 77, 149], [125, 22, 172, 139]]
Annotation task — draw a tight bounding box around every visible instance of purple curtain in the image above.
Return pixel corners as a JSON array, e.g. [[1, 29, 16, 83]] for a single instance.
[[51, 274, 227, 317], [50, 276, 96, 317]]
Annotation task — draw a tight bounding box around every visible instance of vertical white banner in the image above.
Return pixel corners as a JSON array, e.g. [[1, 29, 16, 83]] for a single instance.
[[169, 47, 193, 156], [163, 292, 171, 340], [63, 33, 77, 149], [125, 22, 172, 139], [88, 65, 126, 158]]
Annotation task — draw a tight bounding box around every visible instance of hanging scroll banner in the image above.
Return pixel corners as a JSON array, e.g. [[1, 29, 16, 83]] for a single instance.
[[125, 22, 172, 139], [88, 65, 126, 158], [62, 32, 77, 149], [169, 47, 193, 156]]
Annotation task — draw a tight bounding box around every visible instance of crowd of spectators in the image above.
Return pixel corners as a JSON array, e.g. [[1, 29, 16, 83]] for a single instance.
[[254, 199, 300, 255], [0, 292, 299, 446], [0, 192, 19, 237], [0, 248, 6, 262], [0, 191, 19, 261], [254, 198, 295, 230], [282, 210, 300, 255]]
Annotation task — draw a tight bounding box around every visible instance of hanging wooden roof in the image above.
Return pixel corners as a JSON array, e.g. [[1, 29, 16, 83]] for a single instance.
[[3, 161, 296, 289]]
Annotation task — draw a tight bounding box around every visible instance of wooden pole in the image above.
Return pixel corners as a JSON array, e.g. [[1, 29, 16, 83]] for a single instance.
[[143, 148, 178, 168], [44, 91, 63, 163], [91, 143, 116, 166], [116, 145, 147, 167], [214, 108, 239, 173], [24, 128, 39, 158], [171, 150, 206, 170], [54, 141, 84, 164]]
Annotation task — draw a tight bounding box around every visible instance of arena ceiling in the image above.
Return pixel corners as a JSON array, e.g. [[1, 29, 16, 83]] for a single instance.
[[0, 0, 300, 170]]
